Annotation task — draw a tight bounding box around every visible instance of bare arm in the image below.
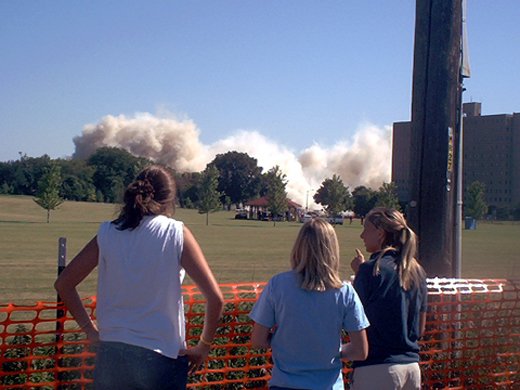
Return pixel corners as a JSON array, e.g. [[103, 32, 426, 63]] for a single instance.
[[251, 323, 271, 349], [340, 329, 368, 361], [419, 311, 427, 337], [180, 226, 224, 372], [54, 236, 99, 341]]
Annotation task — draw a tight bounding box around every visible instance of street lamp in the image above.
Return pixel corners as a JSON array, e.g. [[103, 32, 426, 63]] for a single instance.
[[306, 189, 314, 211]]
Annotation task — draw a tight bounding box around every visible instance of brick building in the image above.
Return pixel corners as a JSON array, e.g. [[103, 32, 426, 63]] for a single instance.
[[392, 103, 520, 214]]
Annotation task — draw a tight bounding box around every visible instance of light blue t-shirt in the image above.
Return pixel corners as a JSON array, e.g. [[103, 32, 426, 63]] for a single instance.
[[249, 270, 369, 390]]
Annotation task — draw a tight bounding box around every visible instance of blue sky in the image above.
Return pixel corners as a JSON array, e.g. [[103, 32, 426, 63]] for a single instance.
[[1, 1, 519, 166]]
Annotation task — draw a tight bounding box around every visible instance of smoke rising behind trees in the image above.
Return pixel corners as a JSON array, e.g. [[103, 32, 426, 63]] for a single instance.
[[73, 113, 392, 206]]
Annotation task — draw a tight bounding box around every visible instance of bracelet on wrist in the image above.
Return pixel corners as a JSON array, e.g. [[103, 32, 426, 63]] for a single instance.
[[199, 335, 212, 347], [77, 319, 92, 329]]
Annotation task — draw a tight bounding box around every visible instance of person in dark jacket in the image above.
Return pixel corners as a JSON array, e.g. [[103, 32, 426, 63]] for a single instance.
[[350, 207, 428, 390]]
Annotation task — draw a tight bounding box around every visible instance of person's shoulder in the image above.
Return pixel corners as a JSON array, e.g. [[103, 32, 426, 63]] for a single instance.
[[98, 220, 115, 233], [339, 281, 358, 296], [268, 270, 296, 288], [150, 215, 183, 228], [379, 250, 399, 260], [341, 280, 355, 289], [419, 272, 428, 290], [166, 216, 183, 229], [96, 221, 118, 247], [152, 214, 177, 222], [359, 257, 377, 272], [374, 250, 400, 269], [270, 270, 294, 282]]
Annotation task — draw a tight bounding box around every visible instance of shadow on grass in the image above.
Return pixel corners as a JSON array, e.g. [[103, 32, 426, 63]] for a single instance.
[[0, 220, 44, 224], [0, 220, 104, 224], [211, 222, 298, 228]]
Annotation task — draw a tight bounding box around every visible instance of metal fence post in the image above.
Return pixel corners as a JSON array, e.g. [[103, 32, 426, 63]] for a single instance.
[[55, 237, 66, 387]]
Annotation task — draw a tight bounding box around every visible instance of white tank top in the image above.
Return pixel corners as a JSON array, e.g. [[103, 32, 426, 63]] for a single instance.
[[96, 215, 185, 358]]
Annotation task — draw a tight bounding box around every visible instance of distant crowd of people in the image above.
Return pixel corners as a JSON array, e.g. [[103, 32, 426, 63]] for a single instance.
[[55, 165, 428, 390]]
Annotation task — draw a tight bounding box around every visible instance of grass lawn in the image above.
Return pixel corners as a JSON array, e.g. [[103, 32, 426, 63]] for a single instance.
[[1, 195, 519, 304]]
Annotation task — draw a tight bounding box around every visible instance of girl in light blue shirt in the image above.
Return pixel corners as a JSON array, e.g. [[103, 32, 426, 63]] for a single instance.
[[250, 218, 370, 390]]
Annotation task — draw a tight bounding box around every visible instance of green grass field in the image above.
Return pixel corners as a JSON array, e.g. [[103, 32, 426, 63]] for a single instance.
[[1, 195, 519, 304]]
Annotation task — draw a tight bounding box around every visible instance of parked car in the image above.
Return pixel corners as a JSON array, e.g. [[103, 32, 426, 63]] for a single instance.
[[271, 214, 285, 222], [300, 214, 313, 223], [328, 215, 344, 225], [234, 209, 248, 220]]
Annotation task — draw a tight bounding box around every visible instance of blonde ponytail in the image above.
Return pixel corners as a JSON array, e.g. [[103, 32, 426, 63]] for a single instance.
[[367, 208, 426, 291]]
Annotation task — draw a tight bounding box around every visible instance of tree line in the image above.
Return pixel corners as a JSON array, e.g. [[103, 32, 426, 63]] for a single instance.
[[0, 147, 405, 223]]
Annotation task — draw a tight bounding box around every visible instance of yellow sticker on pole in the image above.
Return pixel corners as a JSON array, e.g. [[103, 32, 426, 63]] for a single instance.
[[447, 127, 454, 173]]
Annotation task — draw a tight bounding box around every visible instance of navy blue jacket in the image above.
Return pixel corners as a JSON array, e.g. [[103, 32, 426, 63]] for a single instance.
[[352, 251, 428, 368]]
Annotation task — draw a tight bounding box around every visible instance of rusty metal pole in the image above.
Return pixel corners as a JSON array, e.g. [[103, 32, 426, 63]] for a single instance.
[[55, 237, 67, 339], [55, 237, 67, 386]]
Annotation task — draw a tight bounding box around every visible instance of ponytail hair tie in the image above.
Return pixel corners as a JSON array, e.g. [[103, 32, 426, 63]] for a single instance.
[[136, 179, 154, 197]]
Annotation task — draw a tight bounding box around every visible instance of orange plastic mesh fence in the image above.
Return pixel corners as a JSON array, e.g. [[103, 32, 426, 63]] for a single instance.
[[1, 279, 519, 389]]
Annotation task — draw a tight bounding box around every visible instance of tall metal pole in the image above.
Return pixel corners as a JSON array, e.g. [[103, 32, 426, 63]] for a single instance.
[[453, 83, 464, 279], [453, 0, 470, 278]]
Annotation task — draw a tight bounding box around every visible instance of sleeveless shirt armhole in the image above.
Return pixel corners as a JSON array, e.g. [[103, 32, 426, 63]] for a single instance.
[[173, 220, 184, 263], [96, 221, 112, 252]]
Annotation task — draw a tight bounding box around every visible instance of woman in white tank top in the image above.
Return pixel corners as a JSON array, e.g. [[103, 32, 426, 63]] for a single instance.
[[55, 165, 224, 389]]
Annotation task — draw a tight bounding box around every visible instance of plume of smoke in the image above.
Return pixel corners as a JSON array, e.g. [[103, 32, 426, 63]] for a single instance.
[[73, 113, 391, 207], [73, 113, 209, 172], [305, 123, 393, 191]]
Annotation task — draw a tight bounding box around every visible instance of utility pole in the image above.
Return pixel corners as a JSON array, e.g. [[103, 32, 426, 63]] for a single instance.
[[408, 0, 463, 277]]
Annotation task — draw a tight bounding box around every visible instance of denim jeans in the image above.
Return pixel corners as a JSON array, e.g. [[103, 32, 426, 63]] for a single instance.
[[94, 341, 189, 389]]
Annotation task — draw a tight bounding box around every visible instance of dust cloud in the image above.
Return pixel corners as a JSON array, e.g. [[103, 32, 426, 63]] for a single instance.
[[73, 113, 391, 207]]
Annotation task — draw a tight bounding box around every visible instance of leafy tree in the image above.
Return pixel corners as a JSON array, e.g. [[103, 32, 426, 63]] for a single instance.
[[176, 172, 202, 209], [0, 181, 13, 194], [111, 176, 126, 204], [87, 147, 150, 203], [60, 175, 95, 201], [208, 151, 263, 208], [1, 153, 53, 195], [375, 182, 401, 210], [96, 189, 104, 202], [352, 185, 377, 218], [465, 181, 487, 220], [56, 158, 96, 201], [197, 166, 222, 225], [313, 174, 352, 216], [264, 166, 288, 226], [222, 195, 232, 210], [33, 164, 64, 223], [0, 162, 14, 194]]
